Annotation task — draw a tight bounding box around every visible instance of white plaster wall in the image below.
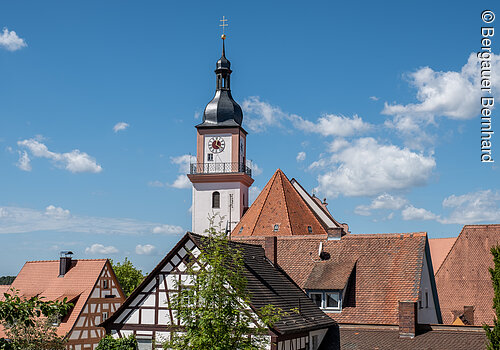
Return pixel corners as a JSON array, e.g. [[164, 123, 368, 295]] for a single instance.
[[192, 181, 246, 235], [417, 249, 439, 324], [309, 328, 328, 350]]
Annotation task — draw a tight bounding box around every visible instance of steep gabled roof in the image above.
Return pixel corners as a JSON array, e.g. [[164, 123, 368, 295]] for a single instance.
[[232, 233, 429, 325], [103, 232, 335, 335], [435, 224, 500, 325], [429, 237, 457, 274], [232, 169, 330, 237], [0, 259, 108, 337]]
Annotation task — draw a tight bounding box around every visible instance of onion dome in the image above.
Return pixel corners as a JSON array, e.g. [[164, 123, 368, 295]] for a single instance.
[[197, 36, 243, 128]]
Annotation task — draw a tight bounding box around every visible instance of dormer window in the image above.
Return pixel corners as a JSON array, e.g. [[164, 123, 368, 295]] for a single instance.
[[273, 224, 279, 232], [238, 226, 244, 234], [212, 192, 220, 208], [307, 290, 342, 311], [307, 226, 313, 234]]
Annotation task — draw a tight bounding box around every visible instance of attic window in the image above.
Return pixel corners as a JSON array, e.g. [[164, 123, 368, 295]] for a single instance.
[[102, 280, 109, 289], [307, 226, 313, 233], [308, 290, 342, 311], [273, 224, 279, 232], [238, 226, 244, 234]]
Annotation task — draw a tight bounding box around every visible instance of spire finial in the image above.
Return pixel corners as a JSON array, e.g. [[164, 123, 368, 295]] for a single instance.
[[219, 16, 228, 57], [219, 16, 228, 36]]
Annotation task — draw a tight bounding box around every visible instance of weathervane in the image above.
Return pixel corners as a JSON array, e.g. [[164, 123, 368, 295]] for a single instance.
[[219, 16, 228, 39]]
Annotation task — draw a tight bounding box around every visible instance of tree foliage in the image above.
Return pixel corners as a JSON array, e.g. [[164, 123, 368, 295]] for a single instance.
[[164, 218, 280, 350], [0, 289, 73, 350], [96, 334, 138, 350], [0, 277, 15, 286], [111, 258, 144, 297], [484, 245, 500, 349]]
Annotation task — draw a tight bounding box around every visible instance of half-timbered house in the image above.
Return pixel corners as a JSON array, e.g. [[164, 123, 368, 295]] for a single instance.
[[102, 232, 336, 349], [0, 254, 125, 350]]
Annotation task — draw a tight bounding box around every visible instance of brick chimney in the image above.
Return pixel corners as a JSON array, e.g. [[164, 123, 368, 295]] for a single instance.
[[59, 251, 74, 277], [265, 236, 277, 266], [399, 301, 417, 338], [463, 306, 474, 325]]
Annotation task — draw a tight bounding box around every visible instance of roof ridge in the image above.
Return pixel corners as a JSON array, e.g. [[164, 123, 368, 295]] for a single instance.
[[25, 259, 107, 263], [247, 169, 280, 235], [435, 225, 466, 277], [277, 170, 293, 235]]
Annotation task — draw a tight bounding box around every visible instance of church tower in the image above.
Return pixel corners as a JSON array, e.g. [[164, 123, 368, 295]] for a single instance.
[[187, 35, 253, 235]]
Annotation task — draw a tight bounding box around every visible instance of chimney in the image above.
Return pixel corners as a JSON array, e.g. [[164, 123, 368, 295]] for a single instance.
[[59, 251, 74, 277], [264, 236, 277, 266], [399, 301, 417, 338], [463, 306, 474, 325]]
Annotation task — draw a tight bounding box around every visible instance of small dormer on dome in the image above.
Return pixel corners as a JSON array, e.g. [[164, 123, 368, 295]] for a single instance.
[[197, 37, 243, 128]]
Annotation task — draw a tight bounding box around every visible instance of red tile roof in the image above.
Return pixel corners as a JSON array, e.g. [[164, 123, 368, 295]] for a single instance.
[[232, 232, 428, 325], [232, 169, 329, 237], [318, 324, 487, 350], [429, 237, 457, 274], [435, 224, 500, 325], [0, 285, 11, 295], [0, 259, 108, 337]]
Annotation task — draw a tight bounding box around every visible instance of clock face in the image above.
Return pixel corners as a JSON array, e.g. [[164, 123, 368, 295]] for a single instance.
[[208, 137, 225, 153]]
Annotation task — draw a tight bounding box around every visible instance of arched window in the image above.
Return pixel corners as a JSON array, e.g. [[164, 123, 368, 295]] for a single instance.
[[212, 191, 220, 208]]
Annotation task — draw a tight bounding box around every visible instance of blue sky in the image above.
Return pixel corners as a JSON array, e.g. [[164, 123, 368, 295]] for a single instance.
[[0, 0, 499, 275]]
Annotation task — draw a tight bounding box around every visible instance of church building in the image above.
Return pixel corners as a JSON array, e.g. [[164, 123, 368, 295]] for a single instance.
[[102, 32, 488, 350]]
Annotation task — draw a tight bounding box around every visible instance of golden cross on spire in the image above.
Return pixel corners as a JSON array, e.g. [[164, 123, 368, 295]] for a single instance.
[[219, 16, 228, 39]]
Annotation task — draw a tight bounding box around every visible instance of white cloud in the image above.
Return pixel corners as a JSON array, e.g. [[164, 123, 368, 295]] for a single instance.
[[243, 96, 372, 137], [248, 161, 263, 176], [44, 205, 70, 218], [383, 53, 500, 148], [291, 114, 372, 137], [355, 193, 408, 216], [194, 110, 202, 120], [242, 96, 289, 132], [16, 151, 31, 171], [440, 190, 500, 224], [152, 224, 184, 235], [0, 208, 9, 218], [314, 137, 436, 197], [148, 180, 166, 188], [0, 28, 27, 51], [168, 154, 196, 189], [113, 122, 129, 133], [402, 205, 440, 221], [85, 244, 118, 255], [296, 152, 306, 162], [17, 138, 102, 173], [369, 96, 379, 101], [0, 205, 182, 235], [249, 186, 261, 204], [135, 244, 157, 255]]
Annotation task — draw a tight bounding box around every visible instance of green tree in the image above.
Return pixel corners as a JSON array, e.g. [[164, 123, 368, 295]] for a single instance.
[[96, 334, 137, 350], [111, 258, 144, 297], [0, 277, 15, 286], [164, 218, 280, 350], [0, 288, 73, 350], [484, 245, 500, 349]]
